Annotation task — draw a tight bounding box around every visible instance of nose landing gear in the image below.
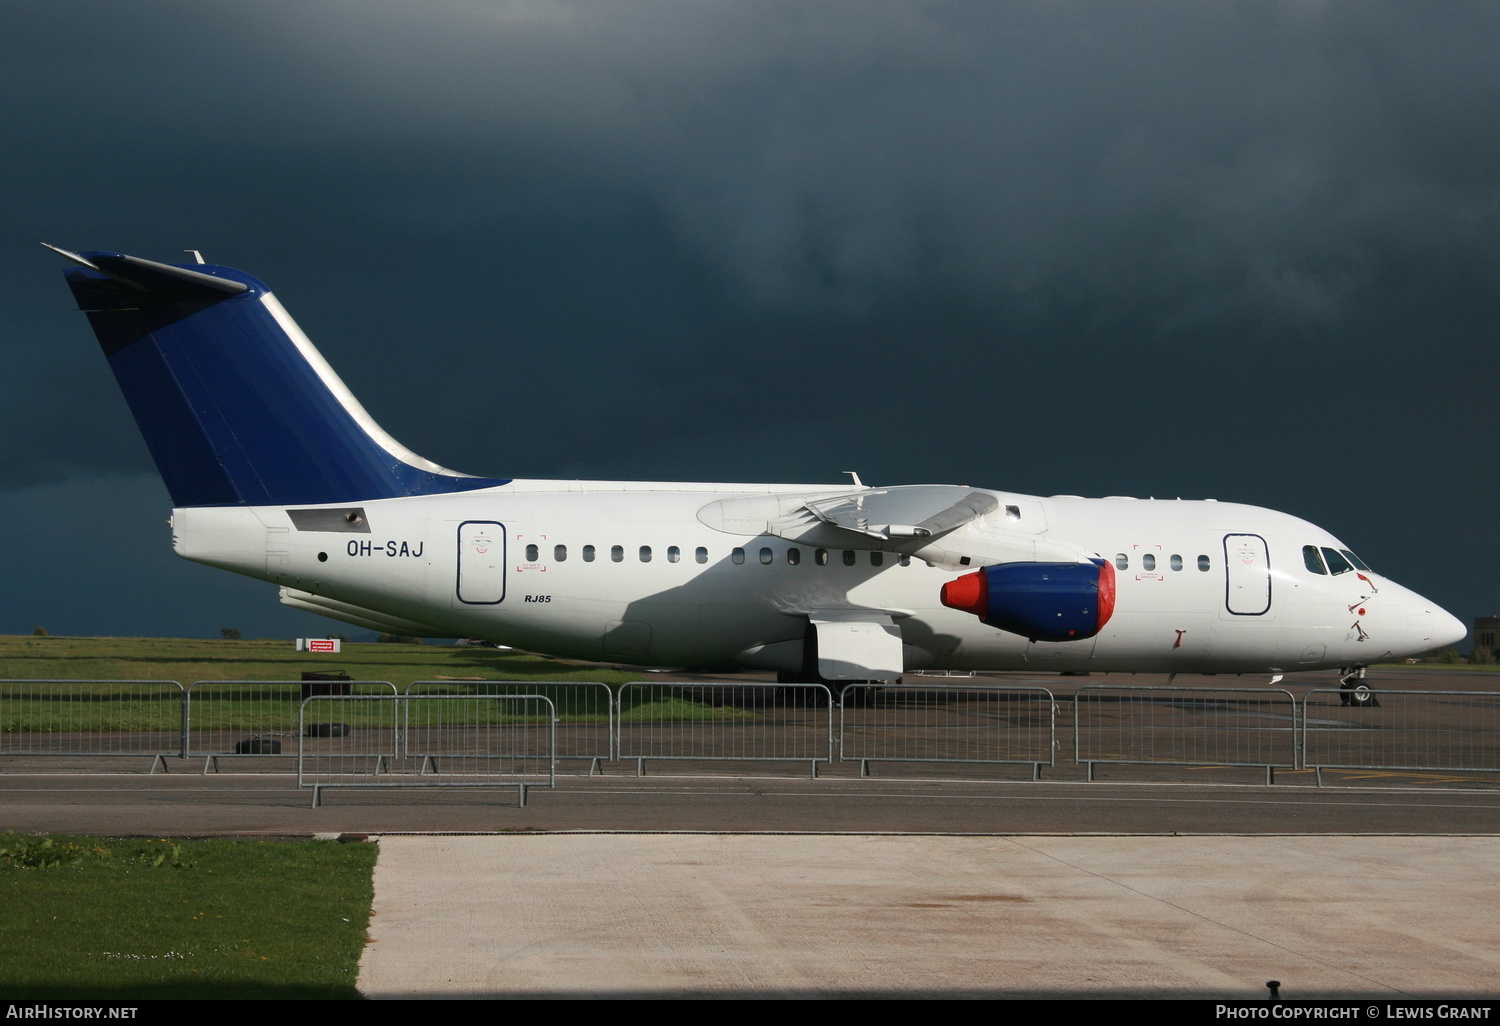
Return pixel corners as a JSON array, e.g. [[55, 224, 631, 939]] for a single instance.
[[1338, 666, 1380, 708]]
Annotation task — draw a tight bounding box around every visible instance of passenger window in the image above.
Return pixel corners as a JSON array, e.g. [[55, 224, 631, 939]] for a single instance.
[[787, 548, 801, 565], [1169, 554, 1183, 571], [554, 544, 567, 562], [759, 547, 773, 565], [1197, 554, 1211, 571], [640, 545, 652, 563], [732, 548, 745, 565], [1303, 545, 1327, 575], [842, 550, 857, 566], [611, 545, 623, 563], [583, 545, 595, 563], [695, 546, 708, 564], [525, 544, 539, 561], [1321, 547, 1353, 575], [1114, 554, 1129, 571], [899, 553, 911, 567], [1142, 554, 1156, 571], [667, 546, 680, 563], [815, 549, 829, 566], [870, 552, 884, 566]]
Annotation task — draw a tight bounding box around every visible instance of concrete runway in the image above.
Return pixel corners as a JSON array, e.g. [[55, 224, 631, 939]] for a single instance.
[[4, 766, 1500, 834], [359, 833, 1500, 999]]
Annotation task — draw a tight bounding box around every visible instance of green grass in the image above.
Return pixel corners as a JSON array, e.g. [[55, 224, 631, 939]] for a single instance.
[[0, 833, 376, 1000], [0, 636, 759, 728], [0, 634, 644, 690]]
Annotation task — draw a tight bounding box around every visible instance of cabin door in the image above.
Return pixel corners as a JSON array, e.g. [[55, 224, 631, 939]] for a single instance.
[[455, 520, 506, 605], [1223, 533, 1271, 616]]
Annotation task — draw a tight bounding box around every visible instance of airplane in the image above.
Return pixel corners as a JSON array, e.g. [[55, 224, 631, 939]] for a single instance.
[[48, 244, 1466, 702]]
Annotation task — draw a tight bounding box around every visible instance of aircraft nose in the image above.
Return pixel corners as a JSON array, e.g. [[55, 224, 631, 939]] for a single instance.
[[1376, 582, 1466, 656], [1432, 605, 1468, 650], [1400, 595, 1467, 651]]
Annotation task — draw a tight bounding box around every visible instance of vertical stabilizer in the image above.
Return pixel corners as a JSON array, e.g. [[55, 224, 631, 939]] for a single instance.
[[55, 248, 509, 507]]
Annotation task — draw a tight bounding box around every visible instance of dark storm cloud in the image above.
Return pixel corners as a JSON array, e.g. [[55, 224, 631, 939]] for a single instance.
[[243, 1, 1500, 329], [2, 1, 1496, 635]]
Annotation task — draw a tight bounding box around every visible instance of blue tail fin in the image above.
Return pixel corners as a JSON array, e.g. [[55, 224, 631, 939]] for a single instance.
[[53, 247, 509, 507]]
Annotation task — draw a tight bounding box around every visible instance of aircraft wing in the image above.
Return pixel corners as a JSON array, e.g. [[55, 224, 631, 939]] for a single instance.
[[797, 486, 999, 541], [699, 484, 999, 549]]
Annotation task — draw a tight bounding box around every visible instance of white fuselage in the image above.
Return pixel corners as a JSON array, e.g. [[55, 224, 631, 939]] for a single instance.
[[170, 480, 1460, 676]]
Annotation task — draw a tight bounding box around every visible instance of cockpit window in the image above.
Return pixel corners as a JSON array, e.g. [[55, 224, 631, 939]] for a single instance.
[[1341, 549, 1371, 572], [1321, 547, 1354, 575], [1303, 545, 1327, 575]]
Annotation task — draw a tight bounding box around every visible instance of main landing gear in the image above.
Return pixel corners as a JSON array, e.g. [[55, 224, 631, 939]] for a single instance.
[[774, 671, 884, 706], [1338, 666, 1379, 708]]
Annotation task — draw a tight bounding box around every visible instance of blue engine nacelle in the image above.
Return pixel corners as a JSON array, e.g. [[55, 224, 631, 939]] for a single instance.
[[939, 559, 1116, 642]]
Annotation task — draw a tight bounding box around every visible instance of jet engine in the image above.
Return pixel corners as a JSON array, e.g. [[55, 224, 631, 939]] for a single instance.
[[939, 559, 1116, 642]]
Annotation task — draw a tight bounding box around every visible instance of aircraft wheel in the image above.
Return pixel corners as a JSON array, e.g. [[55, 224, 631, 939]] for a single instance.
[[838, 685, 876, 708], [304, 722, 350, 737]]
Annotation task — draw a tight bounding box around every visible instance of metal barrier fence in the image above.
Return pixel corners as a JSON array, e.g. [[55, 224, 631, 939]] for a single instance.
[[297, 695, 556, 806], [0, 680, 185, 769], [1302, 689, 1500, 785], [185, 679, 398, 770], [406, 680, 612, 771], [7, 678, 1500, 790], [615, 682, 835, 776], [838, 684, 1057, 777], [1074, 686, 1299, 783]]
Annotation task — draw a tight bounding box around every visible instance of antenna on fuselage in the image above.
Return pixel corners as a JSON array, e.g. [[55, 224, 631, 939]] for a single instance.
[[844, 470, 865, 489]]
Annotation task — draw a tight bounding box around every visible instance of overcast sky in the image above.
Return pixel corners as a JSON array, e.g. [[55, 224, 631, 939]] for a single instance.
[[3, 1, 1495, 645]]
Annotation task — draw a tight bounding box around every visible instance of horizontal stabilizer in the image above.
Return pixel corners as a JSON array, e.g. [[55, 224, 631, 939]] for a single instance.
[[44, 245, 250, 300]]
